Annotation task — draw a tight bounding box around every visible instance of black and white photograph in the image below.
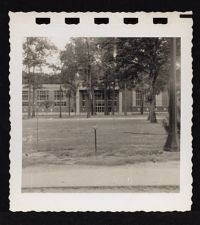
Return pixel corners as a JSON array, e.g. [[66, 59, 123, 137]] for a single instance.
[[9, 12, 192, 211], [21, 36, 180, 193]]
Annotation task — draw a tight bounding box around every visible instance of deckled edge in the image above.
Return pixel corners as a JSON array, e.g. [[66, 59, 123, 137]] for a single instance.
[[8, 11, 193, 212]]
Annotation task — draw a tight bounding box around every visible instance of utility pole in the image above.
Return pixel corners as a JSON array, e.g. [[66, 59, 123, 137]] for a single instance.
[[164, 38, 178, 151]]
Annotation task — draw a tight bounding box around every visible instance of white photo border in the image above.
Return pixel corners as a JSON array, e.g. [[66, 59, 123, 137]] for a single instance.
[[9, 12, 193, 212]]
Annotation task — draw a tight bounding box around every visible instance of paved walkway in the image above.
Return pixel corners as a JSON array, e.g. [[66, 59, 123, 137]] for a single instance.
[[23, 113, 167, 121], [22, 161, 179, 191]]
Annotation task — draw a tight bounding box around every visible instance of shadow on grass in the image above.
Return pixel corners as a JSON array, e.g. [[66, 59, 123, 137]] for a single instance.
[[124, 132, 167, 135]]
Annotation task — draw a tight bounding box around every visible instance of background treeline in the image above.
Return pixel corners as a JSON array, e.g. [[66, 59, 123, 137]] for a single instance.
[[22, 71, 61, 84], [23, 37, 180, 121]]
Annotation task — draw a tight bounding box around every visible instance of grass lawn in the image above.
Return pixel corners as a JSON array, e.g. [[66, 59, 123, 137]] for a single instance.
[[22, 117, 180, 167]]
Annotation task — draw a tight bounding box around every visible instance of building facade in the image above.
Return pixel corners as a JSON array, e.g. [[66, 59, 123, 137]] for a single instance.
[[22, 84, 169, 115]]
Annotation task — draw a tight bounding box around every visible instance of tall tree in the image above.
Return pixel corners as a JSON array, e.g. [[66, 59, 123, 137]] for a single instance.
[[135, 38, 170, 122], [134, 72, 150, 115], [116, 38, 144, 115], [60, 42, 80, 116], [72, 38, 97, 117], [23, 37, 57, 118], [49, 62, 63, 118], [96, 38, 118, 115]]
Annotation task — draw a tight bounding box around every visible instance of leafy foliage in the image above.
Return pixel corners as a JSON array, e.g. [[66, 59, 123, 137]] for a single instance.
[[22, 37, 178, 120], [23, 37, 57, 72], [22, 37, 57, 118]]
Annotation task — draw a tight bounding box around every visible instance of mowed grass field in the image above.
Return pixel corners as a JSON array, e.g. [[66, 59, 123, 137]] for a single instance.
[[22, 118, 180, 167]]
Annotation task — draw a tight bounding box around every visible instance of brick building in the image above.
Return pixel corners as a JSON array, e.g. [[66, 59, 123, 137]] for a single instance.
[[22, 84, 169, 115]]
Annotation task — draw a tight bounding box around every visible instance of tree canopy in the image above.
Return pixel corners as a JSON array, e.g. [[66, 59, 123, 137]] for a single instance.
[[22, 37, 179, 120]]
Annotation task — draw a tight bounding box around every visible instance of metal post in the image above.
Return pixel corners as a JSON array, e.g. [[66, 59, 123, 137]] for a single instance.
[[164, 38, 178, 151], [93, 127, 97, 154]]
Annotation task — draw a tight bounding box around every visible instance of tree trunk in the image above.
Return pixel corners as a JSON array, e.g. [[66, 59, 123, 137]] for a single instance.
[[86, 71, 92, 118], [74, 92, 77, 116], [86, 39, 92, 118], [147, 111, 150, 120], [68, 94, 71, 116], [111, 84, 115, 115], [59, 104, 62, 118], [86, 89, 91, 118], [59, 85, 62, 118], [92, 89, 96, 115], [31, 86, 36, 118], [28, 71, 31, 119], [149, 86, 157, 123], [104, 84, 108, 115], [108, 86, 111, 115], [91, 89, 94, 116], [31, 68, 36, 118], [140, 92, 144, 115], [91, 97, 93, 116], [124, 81, 127, 116], [164, 38, 178, 151]]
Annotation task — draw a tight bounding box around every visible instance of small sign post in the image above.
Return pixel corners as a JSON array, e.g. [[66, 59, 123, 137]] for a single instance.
[[93, 127, 97, 154]]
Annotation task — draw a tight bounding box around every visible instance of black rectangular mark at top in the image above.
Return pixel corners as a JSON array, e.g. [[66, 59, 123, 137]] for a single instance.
[[180, 14, 192, 18], [124, 18, 138, 24], [153, 18, 168, 24], [65, 18, 80, 24], [35, 18, 50, 25], [94, 18, 109, 24]]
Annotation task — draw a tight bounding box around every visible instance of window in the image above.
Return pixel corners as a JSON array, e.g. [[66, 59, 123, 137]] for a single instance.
[[107, 90, 118, 112], [82, 101, 86, 107], [37, 90, 49, 101], [136, 90, 143, 106], [136, 90, 149, 106], [22, 102, 29, 106], [80, 90, 119, 113], [156, 94, 162, 106], [95, 90, 104, 112], [54, 90, 64, 101], [162, 92, 169, 106], [81, 91, 87, 110], [54, 101, 66, 106], [81, 91, 87, 100], [22, 91, 28, 101]]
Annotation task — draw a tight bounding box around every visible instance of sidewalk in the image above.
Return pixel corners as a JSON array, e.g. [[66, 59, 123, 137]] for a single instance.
[[22, 114, 167, 121], [22, 161, 179, 191]]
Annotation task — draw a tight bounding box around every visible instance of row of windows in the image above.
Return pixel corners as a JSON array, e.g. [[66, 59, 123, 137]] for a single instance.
[[22, 90, 66, 101], [54, 102, 66, 106], [81, 90, 118, 101], [38, 91, 49, 101], [22, 91, 29, 101], [54, 90, 64, 100], [135, 90, 168, 107], [22, 101, 67, 107], [23, 90, 169, 107]]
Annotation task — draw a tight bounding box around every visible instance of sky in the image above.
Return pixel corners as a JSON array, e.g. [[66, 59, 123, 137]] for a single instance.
[[50, 36, 71, 50], [41, 37, 71, 74]]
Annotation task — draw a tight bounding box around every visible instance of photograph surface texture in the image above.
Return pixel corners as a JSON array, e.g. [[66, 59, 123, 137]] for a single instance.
[[9, 12, 193, 212]]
